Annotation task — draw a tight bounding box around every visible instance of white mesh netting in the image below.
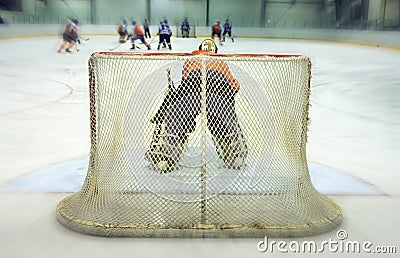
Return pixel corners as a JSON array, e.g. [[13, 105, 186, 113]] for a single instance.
[[56, 52, 342, 237]]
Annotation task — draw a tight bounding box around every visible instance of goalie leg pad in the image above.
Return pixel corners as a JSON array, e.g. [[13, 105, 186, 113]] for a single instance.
[[208, 117, 248, 169], [146, 90, 201, 173], [207, 96, 248, 169]]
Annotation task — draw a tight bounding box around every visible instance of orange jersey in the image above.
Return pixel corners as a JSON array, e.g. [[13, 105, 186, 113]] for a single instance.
[[134, 24, 144, 36], [182, 50, 240, 92], [64, 23, 77, 37], [212, 24, 221, 33]]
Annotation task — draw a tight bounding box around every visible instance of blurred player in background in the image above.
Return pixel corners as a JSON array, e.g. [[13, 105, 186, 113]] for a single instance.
[[157, 19, 172, 50], [117, 20, 128, 43], [143, 18, 151, 38], [211, 20, 222, 45], [58, 18, 79, 53], [181, 17, 190, 38], [130, 20, 151, 50], [222, 18, 234, 42]]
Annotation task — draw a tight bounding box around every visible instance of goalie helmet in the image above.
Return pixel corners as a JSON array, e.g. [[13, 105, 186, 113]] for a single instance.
[[199, 39, 218, 53]]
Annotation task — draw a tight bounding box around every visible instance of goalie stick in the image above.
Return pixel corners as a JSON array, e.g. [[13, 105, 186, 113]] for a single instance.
[[166, 67, 174, 90], [150, 68, 174, 123], [146, 68, 183, 172]]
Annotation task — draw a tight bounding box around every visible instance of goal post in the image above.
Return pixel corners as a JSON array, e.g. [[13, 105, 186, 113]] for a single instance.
[[56, 52, 342, 237]]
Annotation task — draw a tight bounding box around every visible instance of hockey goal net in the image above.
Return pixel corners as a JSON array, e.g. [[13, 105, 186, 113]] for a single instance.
[[56, 52, 342, 237]]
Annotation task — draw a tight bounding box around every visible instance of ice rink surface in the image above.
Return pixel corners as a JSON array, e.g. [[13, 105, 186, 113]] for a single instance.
[[0, 34, 399, 257]]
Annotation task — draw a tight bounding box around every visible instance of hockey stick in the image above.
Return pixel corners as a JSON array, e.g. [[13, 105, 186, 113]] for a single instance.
[[166, 68, 174, 90], [75, 36, 85, 52], [149, 36, 158, 44], [135, 43, 143, 49], [134, 42, 151, 50], [109, 42, 123, 51], [150, 68, 174, 124], [79, 36, 90, 41]]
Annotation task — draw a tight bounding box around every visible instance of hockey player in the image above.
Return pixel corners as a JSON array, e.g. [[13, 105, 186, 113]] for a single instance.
[[58, 18, 79, 53], [117, 20, 128, 43], [211, 20, 223, 45], [222, 18, 234, 42], [157, 19, 172, 50], [146, 39, 247, 173], [181, 17, 190, 38], [130, 21, 151, 50], [157, 21, 166, 48]]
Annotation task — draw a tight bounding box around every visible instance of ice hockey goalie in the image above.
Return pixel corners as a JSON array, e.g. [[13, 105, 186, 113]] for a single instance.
[[145, 39, 248, 173]]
